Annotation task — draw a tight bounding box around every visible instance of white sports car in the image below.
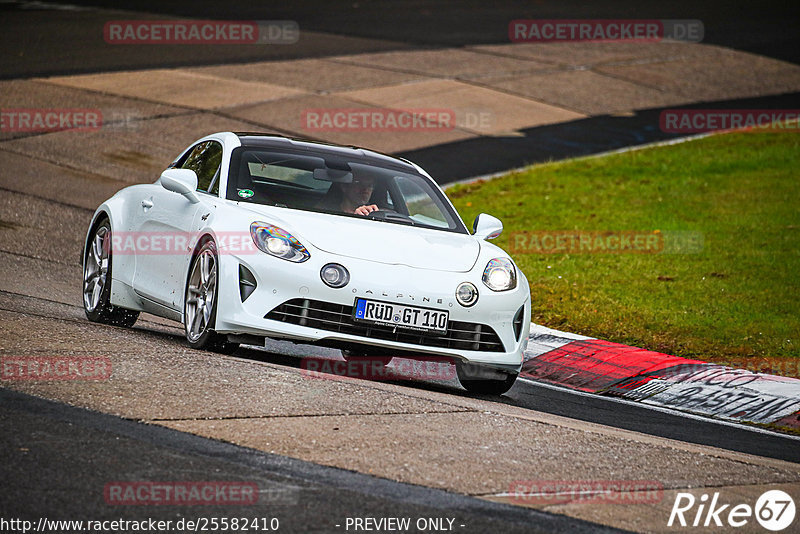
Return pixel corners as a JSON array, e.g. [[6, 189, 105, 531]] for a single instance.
[[82, 132, 530, 394]]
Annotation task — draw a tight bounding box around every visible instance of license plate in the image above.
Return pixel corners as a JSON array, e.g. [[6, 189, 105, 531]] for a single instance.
[[353, 298, 449, 334]]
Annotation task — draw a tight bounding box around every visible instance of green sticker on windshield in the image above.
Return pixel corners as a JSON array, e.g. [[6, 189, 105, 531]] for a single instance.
[[238, 189, 254, 199]]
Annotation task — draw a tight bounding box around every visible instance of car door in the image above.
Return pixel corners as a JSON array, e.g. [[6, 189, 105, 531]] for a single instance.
[[132, 140, 223, 310]]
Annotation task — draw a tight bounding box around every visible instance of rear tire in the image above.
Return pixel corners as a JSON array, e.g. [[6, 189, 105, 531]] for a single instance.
[[83, 218, 139, 327], [456, 362, 517, 395], [184, 240, 239, 354]]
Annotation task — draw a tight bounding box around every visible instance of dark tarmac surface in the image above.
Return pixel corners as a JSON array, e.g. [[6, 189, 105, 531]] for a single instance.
[[0, 388, 621, 534], [1, 1, 799, 531], [2, 1, 798, 182], [2, 0, 798, 78], [1, 284, 798, 531]]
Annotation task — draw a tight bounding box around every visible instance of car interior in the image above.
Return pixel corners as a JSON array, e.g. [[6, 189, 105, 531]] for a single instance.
[[231, 150, 400, 215]]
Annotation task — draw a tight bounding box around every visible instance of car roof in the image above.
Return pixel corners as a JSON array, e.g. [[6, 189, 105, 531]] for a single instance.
[[233, 132, 418, 172]]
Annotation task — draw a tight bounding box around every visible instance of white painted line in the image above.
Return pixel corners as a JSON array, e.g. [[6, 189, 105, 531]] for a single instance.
[[518, 377, 800, 441], [4, 0, 90, 10], [529, 323, 593, 341], [491, 489, 616, 499]]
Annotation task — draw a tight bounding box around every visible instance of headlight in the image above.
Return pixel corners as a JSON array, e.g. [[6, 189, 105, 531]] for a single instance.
[[456, 282, 479, 307], [250, 222, 310, 262], [320, 263, 350, 288], [482, 258, 517, 291]]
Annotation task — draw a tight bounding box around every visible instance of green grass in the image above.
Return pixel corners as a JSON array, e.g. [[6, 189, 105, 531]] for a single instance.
[[448, 131, 800, 366]]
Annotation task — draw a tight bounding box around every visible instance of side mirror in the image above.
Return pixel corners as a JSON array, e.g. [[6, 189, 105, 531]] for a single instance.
[[160, 168, 199, 203], [473, 213, 503, 240]]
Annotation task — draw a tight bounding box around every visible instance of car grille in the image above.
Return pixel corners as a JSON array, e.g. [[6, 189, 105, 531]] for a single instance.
[[265, 298, 505, 352]]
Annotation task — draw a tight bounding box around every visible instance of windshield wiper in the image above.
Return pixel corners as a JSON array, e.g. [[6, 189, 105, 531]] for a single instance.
[[367, 210, 416, 226]]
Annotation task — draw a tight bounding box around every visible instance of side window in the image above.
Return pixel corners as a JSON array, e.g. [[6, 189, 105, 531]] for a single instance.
[[181, 141, 223, 194], [394, 175, 449, 228]]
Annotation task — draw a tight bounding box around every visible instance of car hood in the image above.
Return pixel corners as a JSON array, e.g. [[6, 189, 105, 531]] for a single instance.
[[238, 204, 480, 272]]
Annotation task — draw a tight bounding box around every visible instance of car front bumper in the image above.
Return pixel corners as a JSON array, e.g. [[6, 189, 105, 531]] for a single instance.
[[214, 247, 530, 374]]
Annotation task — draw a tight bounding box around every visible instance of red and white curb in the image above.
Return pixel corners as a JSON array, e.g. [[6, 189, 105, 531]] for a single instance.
[[522, 325, 800, 431]]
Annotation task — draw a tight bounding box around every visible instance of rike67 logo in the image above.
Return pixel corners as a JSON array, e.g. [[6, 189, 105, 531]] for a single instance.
[[668, 490, 795, 531]]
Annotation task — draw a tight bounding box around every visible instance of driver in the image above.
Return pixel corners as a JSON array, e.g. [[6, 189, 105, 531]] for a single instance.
[[319, 174, 379, 216]]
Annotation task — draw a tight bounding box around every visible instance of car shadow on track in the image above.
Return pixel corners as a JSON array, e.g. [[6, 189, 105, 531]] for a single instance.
[[121, 323, 800, 462], [232, 343, 490, 398], [402, 91, 800, 185]]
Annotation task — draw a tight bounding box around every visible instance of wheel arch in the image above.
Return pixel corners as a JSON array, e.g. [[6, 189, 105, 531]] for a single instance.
[[181, 232, 218, 322], [82, 210, 112, 266], [83, 200, 143, 313], [186, 232, 217, 277]]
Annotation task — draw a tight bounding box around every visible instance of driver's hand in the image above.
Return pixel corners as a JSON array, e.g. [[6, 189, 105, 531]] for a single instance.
[[354, 204, 379, 216]]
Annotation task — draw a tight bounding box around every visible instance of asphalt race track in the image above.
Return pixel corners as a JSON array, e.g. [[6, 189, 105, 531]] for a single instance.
[[3, 0, 799, 77], [3, 1, 800, 181], [1, 263, 798, 530], [1, 1, 799, 532], [1, 388, 611, 534]]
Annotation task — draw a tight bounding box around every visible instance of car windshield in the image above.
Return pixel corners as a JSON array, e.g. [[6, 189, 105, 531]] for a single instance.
[[226, 148, 466, 233]]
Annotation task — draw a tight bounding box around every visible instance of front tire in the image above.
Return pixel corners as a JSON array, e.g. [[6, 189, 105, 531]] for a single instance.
[[184, 240, 239, 354], [83, 218, 139, 327], [456, 362, 517, 395]]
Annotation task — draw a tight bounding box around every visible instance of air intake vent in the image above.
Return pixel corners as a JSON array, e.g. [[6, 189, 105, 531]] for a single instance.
[[238, 264, 257, 302], [265, 299, 505, 352], [513, 305, 525, 341]]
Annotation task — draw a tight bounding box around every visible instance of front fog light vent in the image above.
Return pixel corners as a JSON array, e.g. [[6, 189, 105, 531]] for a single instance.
[[320, 263, 350, 288], [239, 264, 257, 302]]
